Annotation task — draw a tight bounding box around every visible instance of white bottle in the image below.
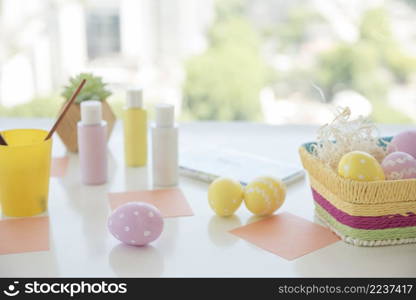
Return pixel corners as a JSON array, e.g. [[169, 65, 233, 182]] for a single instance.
[[151, 103, 178, 187]]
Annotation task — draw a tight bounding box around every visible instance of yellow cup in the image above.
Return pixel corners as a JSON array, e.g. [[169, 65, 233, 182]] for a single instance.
[[0, 129, 52, 217]]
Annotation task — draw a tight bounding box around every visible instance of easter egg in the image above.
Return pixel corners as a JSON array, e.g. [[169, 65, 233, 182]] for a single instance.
[[244, 177, 286, 216], [108, 202, 163, 246], [382, 151, 416, 180], [208, 177, 244, 217], [338, 151, 385, 181], [387, 130, 416, 158]]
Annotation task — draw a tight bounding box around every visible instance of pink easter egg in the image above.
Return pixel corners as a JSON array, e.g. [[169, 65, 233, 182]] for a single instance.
[[381, 151, 416, 180], [108, 202, 164, 246], [387, 130, 416, 158]]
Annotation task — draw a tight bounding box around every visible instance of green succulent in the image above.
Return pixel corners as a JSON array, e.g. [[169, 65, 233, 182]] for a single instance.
[[61, 73, 112, 104]]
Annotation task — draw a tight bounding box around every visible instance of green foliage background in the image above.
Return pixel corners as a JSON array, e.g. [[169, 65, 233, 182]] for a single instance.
[[1, 0, 416, 124], [182, 0, 268, 121]]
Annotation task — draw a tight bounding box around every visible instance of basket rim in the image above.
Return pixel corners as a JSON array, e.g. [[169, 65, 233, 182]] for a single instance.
[[300, 136, 416, 185]]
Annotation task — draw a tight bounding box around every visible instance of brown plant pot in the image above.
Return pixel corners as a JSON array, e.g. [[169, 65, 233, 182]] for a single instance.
[[56, 100, 116, 152]]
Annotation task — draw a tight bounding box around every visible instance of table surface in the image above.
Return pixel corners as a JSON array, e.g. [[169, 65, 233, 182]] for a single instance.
[[0, 118, 415, 278]]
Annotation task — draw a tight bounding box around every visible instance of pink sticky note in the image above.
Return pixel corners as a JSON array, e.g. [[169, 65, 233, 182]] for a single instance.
[[0, 216, 49, 255], [108, 188, 194, 218], [51, 156, 69, 177], [230, 212, 340, 260]]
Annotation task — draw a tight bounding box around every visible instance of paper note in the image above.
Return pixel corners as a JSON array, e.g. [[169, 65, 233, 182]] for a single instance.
[[0, 216, 49, 255], [108, 188, 194, 218], [51, 156, 69, 177], [230, 212, 339, 260]]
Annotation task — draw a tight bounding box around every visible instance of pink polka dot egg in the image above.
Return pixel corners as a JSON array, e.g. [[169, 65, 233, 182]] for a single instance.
[[381, 151, 416, 180], [108, 202, 164, 246], [387, 130, 416, 158]]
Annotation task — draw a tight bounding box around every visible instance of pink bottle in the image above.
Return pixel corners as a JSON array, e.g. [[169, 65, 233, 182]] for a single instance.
[[77, 100, 108, 185]]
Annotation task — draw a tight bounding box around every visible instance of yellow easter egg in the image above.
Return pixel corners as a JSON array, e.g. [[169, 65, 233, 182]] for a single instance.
[[244, 177, 286, 216], [208, 177, 244, 217], [338, 151, 385, 181]]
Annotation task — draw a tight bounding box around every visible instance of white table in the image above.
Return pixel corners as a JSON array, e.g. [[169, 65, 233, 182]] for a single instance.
[[0, 118, 415, 277]]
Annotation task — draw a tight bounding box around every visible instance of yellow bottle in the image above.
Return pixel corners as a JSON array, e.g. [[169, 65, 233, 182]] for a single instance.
[[124, 88, 147, 166]]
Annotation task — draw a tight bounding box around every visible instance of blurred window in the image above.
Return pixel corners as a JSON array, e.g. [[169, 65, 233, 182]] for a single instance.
[[86, 8, 121, 60]]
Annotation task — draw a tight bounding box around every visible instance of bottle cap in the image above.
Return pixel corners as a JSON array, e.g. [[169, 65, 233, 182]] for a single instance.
[[80, 100, 102, 125], [155, 103, 174, 127], [126, 87, 143, 108]]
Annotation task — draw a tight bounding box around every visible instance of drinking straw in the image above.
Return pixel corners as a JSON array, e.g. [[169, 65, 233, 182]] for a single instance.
[[0, 132, 7, 146], [45, 79, 86, 141]]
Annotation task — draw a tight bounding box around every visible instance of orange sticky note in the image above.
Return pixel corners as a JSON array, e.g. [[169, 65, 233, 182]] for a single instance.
[[0, 216, 49, 255], [108, 188, 194, 218], [51, 156, 69, 177], [230, 212, 340, 260]]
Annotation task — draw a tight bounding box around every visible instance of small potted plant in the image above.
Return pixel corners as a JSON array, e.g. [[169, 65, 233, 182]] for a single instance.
[[57, 73, 116, 152]]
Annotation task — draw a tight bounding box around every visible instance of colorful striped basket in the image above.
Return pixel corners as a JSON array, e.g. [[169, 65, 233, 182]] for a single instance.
[[299, 137, 416, 247]]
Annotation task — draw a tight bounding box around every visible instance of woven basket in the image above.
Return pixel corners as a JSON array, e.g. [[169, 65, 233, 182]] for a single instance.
[[299, 137, 416, 247]]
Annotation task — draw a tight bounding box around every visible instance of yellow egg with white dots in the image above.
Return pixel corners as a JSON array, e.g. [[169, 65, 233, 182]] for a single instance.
[[338, 151, 385, 181], [208, 177, 244, 217], [244, 177, 286, 216]]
